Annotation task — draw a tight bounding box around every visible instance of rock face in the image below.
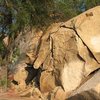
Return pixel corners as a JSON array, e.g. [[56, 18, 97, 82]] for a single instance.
[[76, 7, 100, 63], [40, 71, 56, 93], [13, 63, 28, 91], [11, 6, 100, 97], [63, 6, 100, 75], [68, 69, 100, 98]]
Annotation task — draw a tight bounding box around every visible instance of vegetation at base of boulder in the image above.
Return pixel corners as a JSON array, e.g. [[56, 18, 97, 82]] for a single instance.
[[0, 76, 7, 89], [11, 47, 20, 63]]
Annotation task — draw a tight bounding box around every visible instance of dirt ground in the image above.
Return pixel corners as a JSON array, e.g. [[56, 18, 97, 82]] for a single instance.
[[0, 92, 37, 100]]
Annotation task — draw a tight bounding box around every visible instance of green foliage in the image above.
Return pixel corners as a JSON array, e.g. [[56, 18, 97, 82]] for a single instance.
[[0, 41, 4, 51], [0, 75, 7, 88], [11, 47, 20, 63], [0, 40, 5, 60], [55, 0, 80, 19], [85, 0, 100, 9]]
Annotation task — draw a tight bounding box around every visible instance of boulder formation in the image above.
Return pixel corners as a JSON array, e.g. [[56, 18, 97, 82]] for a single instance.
[[9, 6, 100, 99]]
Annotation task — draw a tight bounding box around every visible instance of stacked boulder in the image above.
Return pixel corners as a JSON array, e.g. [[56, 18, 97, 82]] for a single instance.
[[11, 6, 100, 99]]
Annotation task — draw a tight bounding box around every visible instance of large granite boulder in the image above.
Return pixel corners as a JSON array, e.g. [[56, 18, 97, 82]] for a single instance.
[[12, 6, 100, 95]]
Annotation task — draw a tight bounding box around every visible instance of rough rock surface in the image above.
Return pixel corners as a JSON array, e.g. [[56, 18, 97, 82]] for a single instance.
[[49, 86, 67, 100], [9, 6, 100, 99], [63, 6, 100, 75], [40, 71, 56, 93], [12, 63, 28, 92], [68, 69, 100, 98]]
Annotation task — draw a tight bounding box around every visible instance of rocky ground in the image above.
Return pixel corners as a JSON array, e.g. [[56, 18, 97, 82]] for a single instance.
[[0, 70, 99, 100]]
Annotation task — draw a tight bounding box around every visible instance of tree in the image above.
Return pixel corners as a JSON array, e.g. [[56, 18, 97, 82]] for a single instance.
[[85, 0, 100, 10]]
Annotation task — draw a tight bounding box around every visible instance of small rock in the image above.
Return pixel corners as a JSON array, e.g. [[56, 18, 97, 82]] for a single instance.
[[40, 71, 56, 93], [54, 87, 66, 100]]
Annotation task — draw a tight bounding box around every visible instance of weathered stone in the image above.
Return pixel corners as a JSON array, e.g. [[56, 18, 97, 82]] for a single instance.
[[34, 41, 50, 69], [15, 29, 43, 54], [43, 54, 54, 72], [19, 88, 33, 97], [67, 89, 100, 100], [61, 59, 85, 92], [54, 87, 67, 100], [10, 6, 100, 96], [76, 36, 100, 76], [13, 63, 28, 91], [76, 6, 100, 63], [3, 36, 9, 47], [19, 87, 44, 99], [47, 86, 67, 100], [93, 83, 100, 94], [32, 87, 44, 99], [63, 6, 100, 63], [33, 23, 62, 69], [49, 27, 85, 92], [33, 7, 100, 93], [26, 30, 44, 63], [40, 71, 56, 93], [69, 69, 100, 98]]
